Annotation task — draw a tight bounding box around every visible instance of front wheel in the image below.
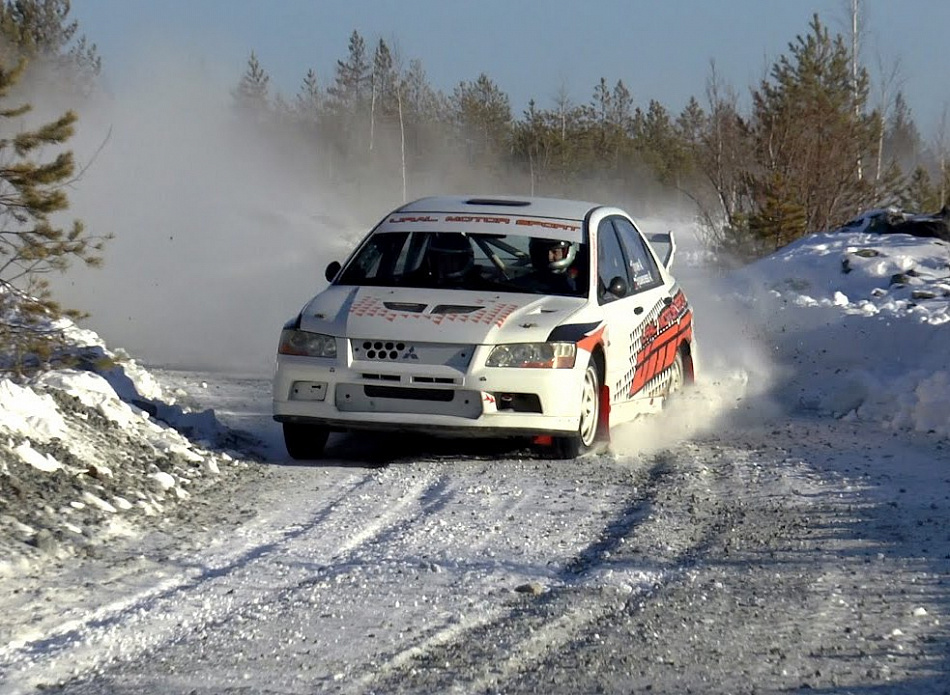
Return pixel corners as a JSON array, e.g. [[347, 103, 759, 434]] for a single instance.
[[283, 422, 330, 460], [550, 359, 601, 459]]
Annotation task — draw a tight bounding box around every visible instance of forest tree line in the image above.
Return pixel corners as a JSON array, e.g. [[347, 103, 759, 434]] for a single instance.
[[1, 1, 949, 368], [235, 15, 948, 261]]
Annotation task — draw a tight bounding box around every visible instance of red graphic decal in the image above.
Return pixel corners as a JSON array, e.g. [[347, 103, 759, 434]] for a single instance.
[[515, 219, 580, 231], [627, 298, 692, 397], [657, 291, 688, 333], [483, 393, 496, 404], [388, 215, 439, 224], [349, 296, 519, 328], [576, 324, 606, 354], [444, 215, 510, 224], [599, 383, 611, 439]]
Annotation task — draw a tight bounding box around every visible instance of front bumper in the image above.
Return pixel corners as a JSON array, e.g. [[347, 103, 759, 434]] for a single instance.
[[272, 342, 586, 438]]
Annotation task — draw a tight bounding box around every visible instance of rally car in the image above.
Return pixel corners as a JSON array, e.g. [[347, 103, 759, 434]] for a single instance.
[[273, 195, 696, 459]]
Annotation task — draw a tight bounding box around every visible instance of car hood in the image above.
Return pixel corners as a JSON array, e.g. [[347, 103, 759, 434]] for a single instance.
[[297, 285, 586, 344]]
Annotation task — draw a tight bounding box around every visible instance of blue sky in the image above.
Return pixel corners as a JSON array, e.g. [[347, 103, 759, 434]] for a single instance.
[[72, 0, 950, 135]]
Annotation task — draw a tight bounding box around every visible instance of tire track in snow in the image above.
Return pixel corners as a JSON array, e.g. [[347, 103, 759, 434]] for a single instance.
[[355, 452, 741, 694], [0, 465, 442, 694]]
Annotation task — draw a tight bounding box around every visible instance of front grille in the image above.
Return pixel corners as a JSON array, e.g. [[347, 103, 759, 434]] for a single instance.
[[364, 385, 454, 402], [351, 338, 474, 370], [412, 376, 457, 385], [336, 382, 482, 418], [362, 373, 401, 382], [355, 340, 408, 361]]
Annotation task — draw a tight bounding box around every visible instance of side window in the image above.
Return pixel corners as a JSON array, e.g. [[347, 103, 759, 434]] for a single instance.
[[596, 219, 628, 304], [612, 218, 661, 292]]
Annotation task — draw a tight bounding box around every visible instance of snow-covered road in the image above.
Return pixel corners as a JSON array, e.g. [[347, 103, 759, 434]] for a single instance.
[[3, 226, 950, 693], [1, 371, 947, 694]]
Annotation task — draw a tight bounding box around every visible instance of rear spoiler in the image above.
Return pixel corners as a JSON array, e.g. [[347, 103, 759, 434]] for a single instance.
[[647, 231, 676, 270]]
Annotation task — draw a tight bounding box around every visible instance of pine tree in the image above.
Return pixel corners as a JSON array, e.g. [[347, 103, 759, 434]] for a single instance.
[[748, 173, 808, 251], [371, 39, 397, 115], [0, 0, 100, 97], [369, 38, 397, 151], [327, 30, 370, 113], [747, 14, 880, 247], [676, 97, 705, 146], [396, 57, 450, 183], [0, 58, 108, 371], [295, 68, 320, 121], [450, 73, 511, 166], [591, 77, 612, 158], [635, 99, 690, 186], [512, 99, 555, 194], [883, 92, 922, 177], [232, 51, 270, 118]]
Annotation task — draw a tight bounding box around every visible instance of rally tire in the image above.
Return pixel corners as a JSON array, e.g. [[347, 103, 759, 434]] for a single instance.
[[665, 349, 686, 403], [283, 423, 330, 460], [550, 359, 600, 460]]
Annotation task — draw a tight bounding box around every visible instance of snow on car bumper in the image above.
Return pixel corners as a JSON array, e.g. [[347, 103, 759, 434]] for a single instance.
[[272, 347, 586, 438]]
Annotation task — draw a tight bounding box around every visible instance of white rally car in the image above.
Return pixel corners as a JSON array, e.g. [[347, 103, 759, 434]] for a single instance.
[[273, 196, 696, 459]]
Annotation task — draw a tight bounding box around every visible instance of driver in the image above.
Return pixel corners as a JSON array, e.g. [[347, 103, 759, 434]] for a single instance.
[[426, 233, 475, 283], [529, 237, 580, 291]]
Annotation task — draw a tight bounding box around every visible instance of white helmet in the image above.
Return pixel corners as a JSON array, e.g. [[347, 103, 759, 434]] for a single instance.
[[530, 238, 577, 273]]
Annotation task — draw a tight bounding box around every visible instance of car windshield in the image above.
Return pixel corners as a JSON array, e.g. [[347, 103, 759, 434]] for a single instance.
[[336, 231, 589, 298]]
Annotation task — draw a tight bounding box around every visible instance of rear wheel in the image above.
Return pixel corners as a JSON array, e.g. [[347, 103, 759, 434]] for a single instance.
[[282, 422, 330, 460], [550, 359, 601, 459], [665, 349, 686, 400]]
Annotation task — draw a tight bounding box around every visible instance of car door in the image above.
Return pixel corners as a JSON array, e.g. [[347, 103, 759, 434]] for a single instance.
[[613, 216, 682, 403], [595, 216, 671, 418]]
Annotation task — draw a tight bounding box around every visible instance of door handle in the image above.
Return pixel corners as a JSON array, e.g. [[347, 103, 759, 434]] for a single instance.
[[634, 306, 644, 315]]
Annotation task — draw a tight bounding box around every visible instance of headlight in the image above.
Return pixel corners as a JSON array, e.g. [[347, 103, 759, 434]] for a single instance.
[[277, 329, 337, 358], [485, 342, 576, 369]]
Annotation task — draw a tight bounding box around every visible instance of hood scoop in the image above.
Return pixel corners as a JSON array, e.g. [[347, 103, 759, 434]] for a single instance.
[[431, 304, 485, 315], [384, 302, 427, 312]]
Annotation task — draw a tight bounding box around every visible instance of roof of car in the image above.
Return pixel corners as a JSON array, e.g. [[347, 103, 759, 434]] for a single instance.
[[396, 195, 601, 222]]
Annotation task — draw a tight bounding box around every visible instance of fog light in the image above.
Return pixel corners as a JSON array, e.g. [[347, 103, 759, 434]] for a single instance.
[[291, 381, 328, 401]]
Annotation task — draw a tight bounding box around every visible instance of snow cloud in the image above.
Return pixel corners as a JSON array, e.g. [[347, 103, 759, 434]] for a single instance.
[[50, 51, 367, 373], [609, 215, 781, 457]]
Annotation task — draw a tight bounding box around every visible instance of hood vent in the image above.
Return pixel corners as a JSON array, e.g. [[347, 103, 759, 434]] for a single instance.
[[384, 302, 427, 312], [431, 304, 484, 315]]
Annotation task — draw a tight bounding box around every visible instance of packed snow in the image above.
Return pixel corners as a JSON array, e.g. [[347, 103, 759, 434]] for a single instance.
[[2, 222, 949, 571]]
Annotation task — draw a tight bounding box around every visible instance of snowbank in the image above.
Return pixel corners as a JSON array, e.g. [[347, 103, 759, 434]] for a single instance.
[[0, 322, 255, 574], [729, 230, 950, 437]]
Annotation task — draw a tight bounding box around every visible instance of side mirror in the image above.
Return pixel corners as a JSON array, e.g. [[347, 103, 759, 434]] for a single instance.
[[608, 276, 628, 297], [325, 261, 341, 283]]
